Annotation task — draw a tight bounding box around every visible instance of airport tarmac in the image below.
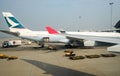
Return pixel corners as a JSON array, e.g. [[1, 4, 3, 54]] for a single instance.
[[0, 39, 120, 76]]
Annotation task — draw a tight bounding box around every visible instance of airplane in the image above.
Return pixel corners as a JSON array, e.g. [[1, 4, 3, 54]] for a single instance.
[[1, 12, 120, 52], [0, 12, 69, 47], [46, 23, 120, 52], [101, 20, 120, 32]]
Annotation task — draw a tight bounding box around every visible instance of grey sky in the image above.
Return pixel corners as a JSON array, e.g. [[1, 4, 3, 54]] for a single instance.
[[0, 0, 120, 38]]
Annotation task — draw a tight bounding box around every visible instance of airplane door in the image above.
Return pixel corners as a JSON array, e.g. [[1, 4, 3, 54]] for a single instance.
[[43, 37, 49, 42]]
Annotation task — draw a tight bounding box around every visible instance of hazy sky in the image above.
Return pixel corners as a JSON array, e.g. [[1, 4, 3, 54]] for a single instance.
[[0, 0, 120, 37]]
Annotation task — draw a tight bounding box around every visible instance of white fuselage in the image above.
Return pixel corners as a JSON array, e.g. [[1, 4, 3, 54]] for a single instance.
[[10, 28, 69, 43]]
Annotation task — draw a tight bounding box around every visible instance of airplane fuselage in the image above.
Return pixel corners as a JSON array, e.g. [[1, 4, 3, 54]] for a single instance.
[[10, 28, 69, 43]]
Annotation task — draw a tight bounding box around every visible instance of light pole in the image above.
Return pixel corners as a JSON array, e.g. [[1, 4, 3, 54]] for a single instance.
[[78, 16, 81, 32], [109, 2, 114, 29]]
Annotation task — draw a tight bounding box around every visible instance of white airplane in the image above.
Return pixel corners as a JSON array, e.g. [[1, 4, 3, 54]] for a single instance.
[[1, 12, 120, 52], [101, 20, 120, 32], [0, 12, 69, 47], [46, 24, 120, 52]]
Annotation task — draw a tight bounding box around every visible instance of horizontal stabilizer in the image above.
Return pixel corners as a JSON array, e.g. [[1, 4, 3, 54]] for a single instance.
[[0, 30, 19, 36]]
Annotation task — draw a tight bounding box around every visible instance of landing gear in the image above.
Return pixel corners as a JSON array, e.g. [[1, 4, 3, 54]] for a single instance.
[[65, 44, 72, 48], [41, 44, 44, 48], [38, 42, 44, 48]]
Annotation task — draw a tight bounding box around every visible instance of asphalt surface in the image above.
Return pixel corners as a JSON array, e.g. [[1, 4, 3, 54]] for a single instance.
[[0, 39, 120, 76]]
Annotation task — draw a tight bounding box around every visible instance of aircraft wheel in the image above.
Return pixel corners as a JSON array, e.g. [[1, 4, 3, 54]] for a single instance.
[[2, 43, 9, 48], [41, 44, 44, 48]]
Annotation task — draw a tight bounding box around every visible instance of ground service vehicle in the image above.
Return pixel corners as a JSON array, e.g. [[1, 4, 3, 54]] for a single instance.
[[2, 40, 21, 48]]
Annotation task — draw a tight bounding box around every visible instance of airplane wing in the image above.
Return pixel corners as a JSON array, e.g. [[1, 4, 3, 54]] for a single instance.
[[0, 30, 19, 36], [65, 34, 120, 44]]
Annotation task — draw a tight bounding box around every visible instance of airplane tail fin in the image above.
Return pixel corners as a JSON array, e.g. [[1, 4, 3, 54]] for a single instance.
[[2, 12, 25, 29], [46, 26, 59, 34], [114, 20, 120, 29]]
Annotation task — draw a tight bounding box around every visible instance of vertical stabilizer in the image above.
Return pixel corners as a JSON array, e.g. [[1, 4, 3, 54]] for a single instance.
[[114, 20, 120, 29], [2, 12, 25, 29], [46, 26, 59, 34]]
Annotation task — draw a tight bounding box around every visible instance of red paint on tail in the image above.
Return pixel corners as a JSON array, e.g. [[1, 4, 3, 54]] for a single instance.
[[46, 26, 59, 34]]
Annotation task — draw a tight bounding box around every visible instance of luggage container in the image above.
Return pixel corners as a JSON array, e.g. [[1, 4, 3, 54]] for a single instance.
[[8, 56, 18, 60], [85, 54, 100, 59], [101, 54, 116, 57], [69, 56, 85, 60], [0, 53, 8, 59]]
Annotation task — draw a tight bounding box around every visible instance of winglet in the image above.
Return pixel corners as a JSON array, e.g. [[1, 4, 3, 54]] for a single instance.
[[46, 26, 59, 34]]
